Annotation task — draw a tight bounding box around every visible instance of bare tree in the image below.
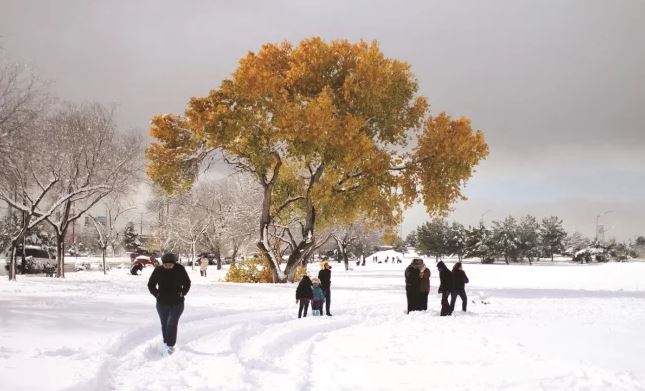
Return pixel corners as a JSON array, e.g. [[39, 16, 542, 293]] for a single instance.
[[89, 199, 134, 274], [0, 116, 81, 279], [43, 103, 143, 277], [145, 187, 181, 254], [0, 58, 49, 170], [0, 57, 51, 280], [171, 192, 211, 268], [331, 221, 379, 271], [195, 175, 261, 269]]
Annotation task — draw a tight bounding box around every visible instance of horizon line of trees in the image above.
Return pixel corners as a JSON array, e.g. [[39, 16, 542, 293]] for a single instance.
[[407, 215, 644, 264]]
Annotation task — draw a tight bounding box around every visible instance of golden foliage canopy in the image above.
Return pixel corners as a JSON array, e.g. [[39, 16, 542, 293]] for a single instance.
[[146, 37, 488, 230]]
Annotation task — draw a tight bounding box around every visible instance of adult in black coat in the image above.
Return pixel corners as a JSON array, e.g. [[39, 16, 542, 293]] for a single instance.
[[450, 262, 469, 313], [147, 253, 191, 354], [318, 262, 332, 316], [437, 261, 453, 316], [130, 262, 144, 275], [295, 275, 314, 318], [419, 265, 431, 311], [405, 258, 423, 313]]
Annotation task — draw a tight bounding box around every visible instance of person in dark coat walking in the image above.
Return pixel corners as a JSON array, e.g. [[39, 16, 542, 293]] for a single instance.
[[296, 274, 314, 318], [450, 262, 469, 313], [318, 262, 332, 316], [437, 261, 453, 316], [419, 263, 431, 310], [147, 253, 191, 355], [130, 262, 143, 275], [405, 258, 423, 313]]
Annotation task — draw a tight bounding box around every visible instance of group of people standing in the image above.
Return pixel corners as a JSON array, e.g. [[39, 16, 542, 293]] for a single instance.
[[405, 258, 469, 316], [295, 261, 333, 318], [145, 252, 469, 356]]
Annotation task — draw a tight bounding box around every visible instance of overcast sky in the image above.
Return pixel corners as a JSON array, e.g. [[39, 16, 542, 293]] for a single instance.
[[1, 0, 644, 240]]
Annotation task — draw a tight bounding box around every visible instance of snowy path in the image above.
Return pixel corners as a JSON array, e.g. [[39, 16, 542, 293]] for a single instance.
[[1, 262, 645, 390]]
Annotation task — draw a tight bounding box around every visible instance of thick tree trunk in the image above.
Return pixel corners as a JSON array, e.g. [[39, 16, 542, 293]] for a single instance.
[[257, 184, 286, 283], [258, 225, 285, 282], [284, 240, 312, 282], [8, 223, 30, 281], [284, 202, 316, 282], [333, 238, 350, 271], [230, 246, 238, 266], [213, 248, 222, 270]]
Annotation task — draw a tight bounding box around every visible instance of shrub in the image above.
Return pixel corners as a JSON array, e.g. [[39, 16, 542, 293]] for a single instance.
[[225, 255, 273, 283]]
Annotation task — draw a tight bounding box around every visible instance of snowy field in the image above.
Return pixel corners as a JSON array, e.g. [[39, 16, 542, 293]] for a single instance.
[[1, 258, 645, 391]]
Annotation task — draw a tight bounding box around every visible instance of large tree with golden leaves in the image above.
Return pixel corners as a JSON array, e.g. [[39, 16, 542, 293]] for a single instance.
[[147, 37, 489, 282]]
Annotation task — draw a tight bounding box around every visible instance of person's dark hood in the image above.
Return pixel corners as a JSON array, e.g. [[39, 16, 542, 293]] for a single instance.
[[437, 261, 448, 273]]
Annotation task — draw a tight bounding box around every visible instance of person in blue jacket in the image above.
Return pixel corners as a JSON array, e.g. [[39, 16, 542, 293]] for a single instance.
[[311, 277, 326, 316]]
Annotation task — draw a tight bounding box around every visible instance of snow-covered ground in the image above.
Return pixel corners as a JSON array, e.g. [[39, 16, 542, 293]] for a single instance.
[[1, 258, 645, 391]]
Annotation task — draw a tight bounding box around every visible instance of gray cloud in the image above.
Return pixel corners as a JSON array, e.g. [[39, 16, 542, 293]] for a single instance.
[[1, 0, 643, 239]]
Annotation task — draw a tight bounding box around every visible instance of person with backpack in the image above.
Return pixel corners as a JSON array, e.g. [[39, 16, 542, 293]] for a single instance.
[[450, 262, 469, 313], [437, 261, 453, 316], [296, 274, 314, 318]]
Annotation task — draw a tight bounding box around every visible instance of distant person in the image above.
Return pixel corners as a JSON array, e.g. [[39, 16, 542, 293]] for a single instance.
[[311, 277, 326, 316], [199, 254, 209, 277], [437, 261, 453, 316], [419, 262, 431, 310], [405, 258, 423, 313], [318, 261, 333, 316], [450, 262, 469, 313], [130, 263, 143, 276], [296, 274, 313, 318], [147, 253, 191, 355]]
